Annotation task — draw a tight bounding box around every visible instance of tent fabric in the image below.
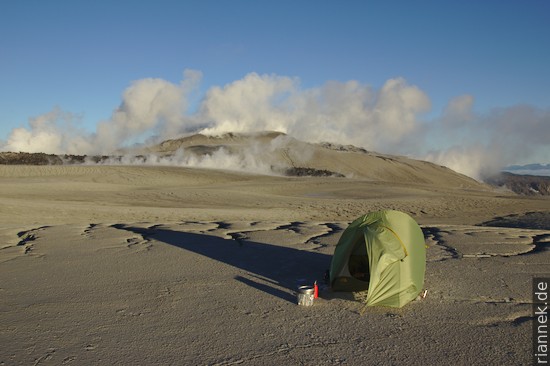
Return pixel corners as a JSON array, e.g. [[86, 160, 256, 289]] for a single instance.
[[330, 210, 426, 308]]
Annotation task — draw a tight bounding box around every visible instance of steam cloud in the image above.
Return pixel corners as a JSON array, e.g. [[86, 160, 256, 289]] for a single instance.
[[89, 134, 311, 177], [2, 69, 549, 180]]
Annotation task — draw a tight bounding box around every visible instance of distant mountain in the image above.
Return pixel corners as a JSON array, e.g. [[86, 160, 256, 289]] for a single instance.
[[503, 163, 550, 177]]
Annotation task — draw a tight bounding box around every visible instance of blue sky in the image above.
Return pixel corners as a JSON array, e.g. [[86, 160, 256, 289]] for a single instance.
[[1, 0, 549, 176]]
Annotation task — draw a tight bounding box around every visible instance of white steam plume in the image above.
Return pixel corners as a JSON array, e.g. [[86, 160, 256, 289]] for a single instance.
[[3, 107, 94, 154], [2, 69, 203, 155], [95, 69, 203, 153], [423, 97, 550, 180], [1, 69, 548, 180], [89, 134, 309, 176], [199, 75, 431, 152]]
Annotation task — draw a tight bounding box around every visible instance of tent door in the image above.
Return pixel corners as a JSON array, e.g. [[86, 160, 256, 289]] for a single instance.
[[348, 255, 370, 282]]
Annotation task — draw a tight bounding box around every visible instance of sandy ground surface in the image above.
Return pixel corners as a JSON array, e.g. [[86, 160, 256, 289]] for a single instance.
[[1, 165, 549, 365]]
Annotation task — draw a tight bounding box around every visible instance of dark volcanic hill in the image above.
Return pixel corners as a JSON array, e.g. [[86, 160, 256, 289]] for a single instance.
[[485, 172, 550, 196], [0, 152, 111, 165]]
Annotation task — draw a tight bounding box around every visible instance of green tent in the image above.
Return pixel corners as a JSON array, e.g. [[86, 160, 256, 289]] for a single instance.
[[330, 210, 426, 308]]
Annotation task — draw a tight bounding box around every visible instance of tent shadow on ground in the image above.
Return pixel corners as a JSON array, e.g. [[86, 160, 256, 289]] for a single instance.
[[114, 225, 332, 304]]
